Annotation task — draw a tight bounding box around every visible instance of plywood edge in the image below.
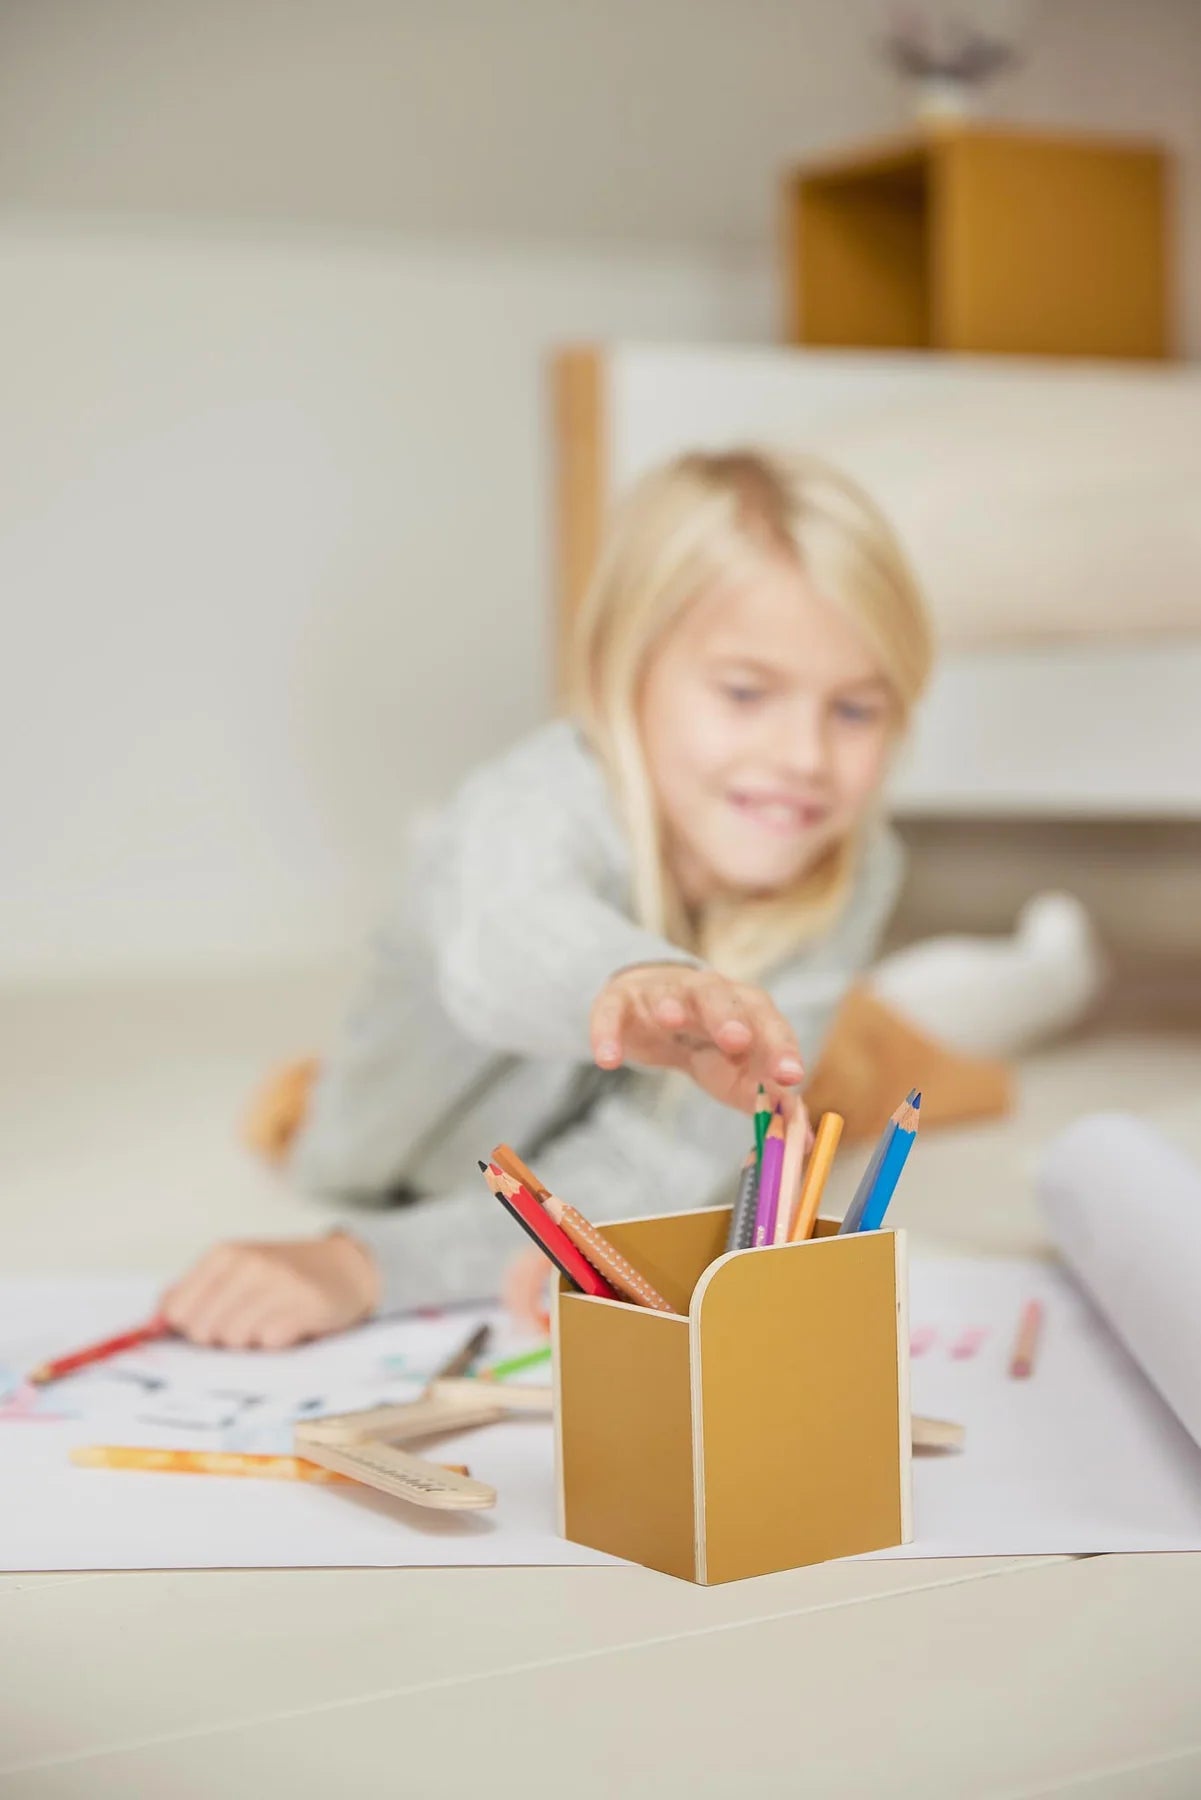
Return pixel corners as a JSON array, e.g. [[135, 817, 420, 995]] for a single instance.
[[606, 1203, 730, 1231], [894, 1229, 914, 1545], [550, 344, 607, 698], [688, 1309, 708, 1585], [551, 1281, 566, 1536]]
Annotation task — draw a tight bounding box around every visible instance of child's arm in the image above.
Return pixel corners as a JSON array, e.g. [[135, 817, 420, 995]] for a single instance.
[[429, 734, 802, 1092], [292, 729, 803, 1197]]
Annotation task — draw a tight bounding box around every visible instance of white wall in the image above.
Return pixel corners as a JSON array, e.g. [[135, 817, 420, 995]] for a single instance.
[[2, 0, 1198, 980], [0, 226, 772, 978]]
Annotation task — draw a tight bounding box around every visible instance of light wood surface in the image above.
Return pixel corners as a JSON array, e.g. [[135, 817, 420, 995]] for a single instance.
[[785, 123, 1172, 359]]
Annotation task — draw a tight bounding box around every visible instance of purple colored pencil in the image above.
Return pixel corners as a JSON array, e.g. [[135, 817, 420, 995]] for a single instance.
[[753, 1111, 786, 1246]]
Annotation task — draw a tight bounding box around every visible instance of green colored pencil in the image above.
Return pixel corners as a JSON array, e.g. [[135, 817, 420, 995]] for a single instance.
[[753, 1084, 771, 1168], [483, 1344, 552, 1382]]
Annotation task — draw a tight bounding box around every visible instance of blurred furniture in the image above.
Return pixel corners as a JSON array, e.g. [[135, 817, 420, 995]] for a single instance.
[[550, 343, 1201, 820], [782, 125, 1172, 360]]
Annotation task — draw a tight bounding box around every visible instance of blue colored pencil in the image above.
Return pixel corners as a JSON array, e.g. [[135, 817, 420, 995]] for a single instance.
[[857, 1110, 919, 1231], [839, 1090, 920, 1235]]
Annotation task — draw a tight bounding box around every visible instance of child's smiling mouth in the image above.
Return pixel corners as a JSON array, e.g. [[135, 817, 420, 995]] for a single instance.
[[727, 789, 828, 835]]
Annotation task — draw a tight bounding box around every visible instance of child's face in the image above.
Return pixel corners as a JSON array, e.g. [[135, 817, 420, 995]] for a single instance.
[[638, 554, 896, 905]]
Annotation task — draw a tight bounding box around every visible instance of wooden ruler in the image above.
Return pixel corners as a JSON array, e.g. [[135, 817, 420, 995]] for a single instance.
[[294, 1381, 553, 1511], [296, 1373, 960, 1512]]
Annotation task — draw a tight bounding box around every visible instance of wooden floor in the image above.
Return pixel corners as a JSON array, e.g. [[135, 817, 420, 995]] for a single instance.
[[2, 970, 1200, 1798]]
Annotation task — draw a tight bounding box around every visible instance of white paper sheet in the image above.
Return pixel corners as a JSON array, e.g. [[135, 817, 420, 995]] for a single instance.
[[889, 1253, 1201, 1557], [4, 1253, 1201, 1571], [0, 1279, 614, 1572]]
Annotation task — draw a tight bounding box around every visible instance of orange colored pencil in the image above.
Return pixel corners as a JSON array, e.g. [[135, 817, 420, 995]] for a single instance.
[[489, 1149, 668, 1310], [541, 1195, 674, 1313], [492, 1143, 551, 1202], [789, 1112, 845, 1242], [70, 1446, 469, 1481], [1009, 1300, 1044, 1378]]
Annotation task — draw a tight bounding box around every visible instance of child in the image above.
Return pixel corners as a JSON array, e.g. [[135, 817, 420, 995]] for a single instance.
[[162, 450, 932, 1349]]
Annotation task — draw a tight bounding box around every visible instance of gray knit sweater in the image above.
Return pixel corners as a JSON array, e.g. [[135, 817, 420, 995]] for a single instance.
[[291, 720, 903, 1313]]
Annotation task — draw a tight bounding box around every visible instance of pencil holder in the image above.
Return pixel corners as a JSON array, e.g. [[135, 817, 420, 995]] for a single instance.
[[553, 1206, 911, 1585]]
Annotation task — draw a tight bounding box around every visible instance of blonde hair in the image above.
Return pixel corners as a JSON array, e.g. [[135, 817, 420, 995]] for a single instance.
[[567, 449, 934, 981]]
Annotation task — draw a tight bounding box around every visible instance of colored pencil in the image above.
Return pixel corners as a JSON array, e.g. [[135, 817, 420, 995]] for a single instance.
[[773, 1106, 809, 1244], [753, 1085, 772, 1167], [1009, 1299, 1044, 1378], [789, 1112, 844, 1242], [492, 1143, 551, 1202], [432, 1322, 492, 1383], [29, 1318, 169, 1387], [838, 1091, 919, 1235], [726, 1151, 759, 1253], [542, 1195, 674, 1312], [753, 1109, 786, 1246], [481, 1344, 552, 1382], [70, 1446, 469, 1481], [855, 1096, 921, 1232], [480, 1163, 621, 1301]]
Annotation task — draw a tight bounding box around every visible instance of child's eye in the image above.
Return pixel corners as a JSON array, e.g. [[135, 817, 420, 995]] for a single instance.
[[834, 700, 883, 725], [720, 683, 766, 706]]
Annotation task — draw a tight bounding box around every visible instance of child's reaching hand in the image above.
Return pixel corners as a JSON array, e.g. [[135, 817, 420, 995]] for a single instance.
[[160, 1232, 380, 1349], [590, 965, 805, 1114]]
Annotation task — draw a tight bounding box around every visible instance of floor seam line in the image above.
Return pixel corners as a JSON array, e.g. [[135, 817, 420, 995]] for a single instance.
[[985, 1737, 1201, 1800], [0, 1557, 1076, 1776]]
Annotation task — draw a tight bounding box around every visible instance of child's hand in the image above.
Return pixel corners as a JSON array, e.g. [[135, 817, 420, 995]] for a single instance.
[[590, 965, 805, 1114], [160, 1232, 380, 1350], [243, 1057, 319, 1164], [502, 1247, 552, 1333]]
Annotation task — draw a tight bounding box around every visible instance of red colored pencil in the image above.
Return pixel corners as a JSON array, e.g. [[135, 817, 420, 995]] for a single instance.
[[29, 1317, 169, 1387], [478, 1163, 620, 1301], [1008, 1300, 1044, 1379]]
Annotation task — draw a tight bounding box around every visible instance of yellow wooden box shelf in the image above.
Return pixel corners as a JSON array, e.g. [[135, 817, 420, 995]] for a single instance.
[[784, 123, 1172, 360], [553, 1206, 912, 1585]]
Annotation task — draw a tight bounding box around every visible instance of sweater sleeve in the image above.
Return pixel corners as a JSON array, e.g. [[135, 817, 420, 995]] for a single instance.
[[343, 1077, 747, 1315], [290, 724, 694, 1199], [423, 732, 696, 1062], [288, 909, 495, 1200]]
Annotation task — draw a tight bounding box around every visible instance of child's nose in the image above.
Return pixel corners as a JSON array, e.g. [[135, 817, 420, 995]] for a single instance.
[[775, 703, 827, 778]]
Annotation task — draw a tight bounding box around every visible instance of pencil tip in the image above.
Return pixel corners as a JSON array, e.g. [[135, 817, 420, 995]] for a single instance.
[[477, 1159, 489, 1172], [912, 1092, 922, 1109]]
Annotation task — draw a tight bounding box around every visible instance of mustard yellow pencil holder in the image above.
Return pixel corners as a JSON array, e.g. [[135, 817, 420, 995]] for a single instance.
[[552, 1205, 912, 1585]]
